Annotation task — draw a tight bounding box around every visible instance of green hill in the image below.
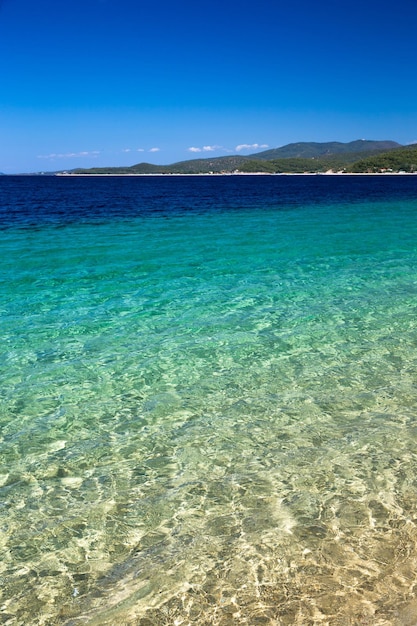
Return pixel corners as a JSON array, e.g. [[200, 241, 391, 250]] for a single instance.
[[156, 155, 251, 174], [71, 155, 252, 175], [71, 162, 169, 175], [347, 144, 417, 173], [248, 140, 401, 160], [239, 151, 399, 174], [68, 140, 411, 175]]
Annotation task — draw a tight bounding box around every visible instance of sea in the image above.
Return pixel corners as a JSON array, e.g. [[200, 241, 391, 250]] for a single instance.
[[1, 174, 417, 625]]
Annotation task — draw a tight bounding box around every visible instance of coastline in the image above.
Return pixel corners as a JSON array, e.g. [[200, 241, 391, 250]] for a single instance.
[[54, 171, 417, 177]]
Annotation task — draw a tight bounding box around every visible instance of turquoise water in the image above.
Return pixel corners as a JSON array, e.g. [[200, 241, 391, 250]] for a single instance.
[[2, 177, 417, 624]]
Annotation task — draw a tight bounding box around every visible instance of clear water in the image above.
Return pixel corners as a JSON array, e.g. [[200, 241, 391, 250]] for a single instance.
[[1, 175, 417, 625]]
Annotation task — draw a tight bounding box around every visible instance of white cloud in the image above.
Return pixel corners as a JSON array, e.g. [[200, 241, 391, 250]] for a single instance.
[[149, 147, 160, 152], [188, 145, 222, 153], [235, 143, 269, 152], [122, 148, 131, 153], [37, 151, 100, 159], [137, 148, 145, 152]]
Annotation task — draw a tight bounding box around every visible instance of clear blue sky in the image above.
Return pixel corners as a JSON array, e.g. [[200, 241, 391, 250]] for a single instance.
[[1, 0, 416, 172]]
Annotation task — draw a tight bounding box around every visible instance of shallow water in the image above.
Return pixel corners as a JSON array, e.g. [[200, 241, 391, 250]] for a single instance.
[[1, 175, 417, 624]]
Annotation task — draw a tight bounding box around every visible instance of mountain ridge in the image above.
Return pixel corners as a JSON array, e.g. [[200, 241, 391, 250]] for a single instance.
[[62, 139, 417, 175], [248, 140, 401, 160]]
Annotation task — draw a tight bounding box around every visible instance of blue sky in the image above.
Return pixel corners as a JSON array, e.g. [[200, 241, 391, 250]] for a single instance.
[[1, 0, 416, 172]]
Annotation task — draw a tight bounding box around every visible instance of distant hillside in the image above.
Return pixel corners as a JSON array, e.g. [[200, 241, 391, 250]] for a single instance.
[[249, 140, 401, 160], [71, 155, 252, 175], [348, 144, 417, 173], [68, 140, 409, 175], [71, 162, 169, 175], [156, 155, 251, 174]]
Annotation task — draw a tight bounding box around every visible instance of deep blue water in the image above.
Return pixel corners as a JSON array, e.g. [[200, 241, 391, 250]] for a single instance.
[[1, 174, 417, 625], [1, 174, 417, 226]]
